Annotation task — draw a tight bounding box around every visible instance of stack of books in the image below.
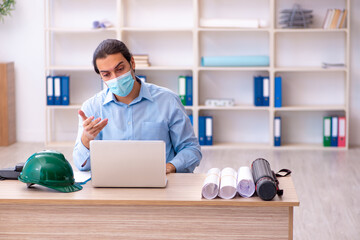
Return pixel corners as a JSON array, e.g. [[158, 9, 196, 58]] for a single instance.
[[323, 116, 346, 147], [322, 9, 347, 29], [133, 54, 150, 67]]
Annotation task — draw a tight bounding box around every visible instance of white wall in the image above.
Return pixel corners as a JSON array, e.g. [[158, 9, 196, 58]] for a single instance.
[[0, 0, 359, 146], [0, 0, 45, 142], [349, 1, 360, 147]]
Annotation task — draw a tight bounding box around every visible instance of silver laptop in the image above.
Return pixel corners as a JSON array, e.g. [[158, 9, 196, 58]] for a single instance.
[[90, 140, 167, 188]]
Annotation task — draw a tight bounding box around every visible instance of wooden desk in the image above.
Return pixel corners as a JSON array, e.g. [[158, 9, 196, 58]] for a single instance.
[[0, 174, 299, 239]]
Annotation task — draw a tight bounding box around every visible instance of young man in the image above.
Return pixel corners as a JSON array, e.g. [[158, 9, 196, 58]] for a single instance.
[[73, 39, 202, 173]]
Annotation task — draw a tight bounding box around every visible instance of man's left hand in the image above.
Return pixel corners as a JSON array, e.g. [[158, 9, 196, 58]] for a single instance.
[[166, 163, 176, 174]]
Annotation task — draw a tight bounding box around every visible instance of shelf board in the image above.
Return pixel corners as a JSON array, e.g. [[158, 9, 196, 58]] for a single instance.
[[46, 27, 117, 33], [275, 67, 347, 72], [198, 66, 270, 71], [47, 66, 194, 71], [274, 143, 347, 150], [121, 27, 193, 32], [46, 105, 81, 110], [47, 66, 93, 71], [198, 27, 270, 32], [202, 143, 347, 150], [198, 105, 269, 111], [275, 28, 348, 33], [135, 66, 193, 71], [274, 105, 346, 112], [201, 142, 270, 150]]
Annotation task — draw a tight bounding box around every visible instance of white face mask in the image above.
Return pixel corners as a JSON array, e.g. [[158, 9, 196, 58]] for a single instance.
[[105, 70, 135, 97]]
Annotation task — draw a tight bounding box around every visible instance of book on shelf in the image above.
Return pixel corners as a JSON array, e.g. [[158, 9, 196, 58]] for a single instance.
[[133, 54, 150, 67], [199, 116, 213, 146], [60, 76, 70, 105], [185, 76, 193, 106], [178, 75, 186, 106], [323, 116, 331, 147], [46, 75, 70, 106], [338, 117, 346, 147], [331, 116, 338, 147], [322, 9, 347, 29], [54, 76, 61, 105], [262, 77, 269, 106], [133, 54, 149, 61], [254, 76, 263, 106], [188, 115, 193, 126], [323, 116, 346, 147], [253, 76, 270, 107], [137, 75, 147, 82], [275, 76, 282, 108], [205, 116, 213, 145], [178, 75, 193, 106], [46, 76, 54, 105], [274, 117, 281, 147], [198, 116, 206, 145]]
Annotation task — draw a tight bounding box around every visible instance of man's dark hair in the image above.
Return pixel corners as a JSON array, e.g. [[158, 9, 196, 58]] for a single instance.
[[92, 39, 132, 74]]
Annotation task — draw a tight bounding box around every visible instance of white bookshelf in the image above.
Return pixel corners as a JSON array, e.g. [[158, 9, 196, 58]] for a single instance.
[[45, 0, 350, 149]]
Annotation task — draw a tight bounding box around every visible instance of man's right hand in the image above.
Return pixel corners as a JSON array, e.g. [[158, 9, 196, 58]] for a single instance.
[[79, 110, 108, 149]]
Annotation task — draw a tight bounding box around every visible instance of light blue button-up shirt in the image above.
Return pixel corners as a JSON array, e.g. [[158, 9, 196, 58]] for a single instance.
[[73, 79, 202, 173]]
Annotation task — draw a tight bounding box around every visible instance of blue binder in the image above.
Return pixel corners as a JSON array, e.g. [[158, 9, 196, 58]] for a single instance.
[[186, 76, 193, 106], [137, 75, 147, 82], [198, 116, 206, 145], [275, 76, 282, 108], [254, 76, 263, 106], [205, 116, 213, 145], [188, 115, 193, 126], [274, 117, 281, 146], [46, 76, 54, 105], [331, 116, 338, 147], [61, 76, 70, 105], [263, 77, 269, 106], [53, 76, 62, 105]]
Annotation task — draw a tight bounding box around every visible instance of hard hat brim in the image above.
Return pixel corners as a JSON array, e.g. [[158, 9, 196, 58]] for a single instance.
[[46, 183, 83, 193]]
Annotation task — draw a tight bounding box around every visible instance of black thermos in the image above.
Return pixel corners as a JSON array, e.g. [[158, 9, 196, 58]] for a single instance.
[[251, 158, 278, 201]]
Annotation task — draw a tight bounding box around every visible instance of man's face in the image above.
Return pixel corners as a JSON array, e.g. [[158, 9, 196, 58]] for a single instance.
[[96, 53, 134, 81]]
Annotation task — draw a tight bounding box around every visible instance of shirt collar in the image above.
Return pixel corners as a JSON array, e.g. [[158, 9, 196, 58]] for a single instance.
[[103, 77, 153, 106]]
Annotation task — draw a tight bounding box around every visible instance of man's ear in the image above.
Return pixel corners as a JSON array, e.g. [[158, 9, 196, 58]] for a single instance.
[[130, 56, 136, 71]]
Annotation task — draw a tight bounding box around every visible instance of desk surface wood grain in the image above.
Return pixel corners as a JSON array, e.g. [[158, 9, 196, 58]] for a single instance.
[[0, 173, 299, 207]]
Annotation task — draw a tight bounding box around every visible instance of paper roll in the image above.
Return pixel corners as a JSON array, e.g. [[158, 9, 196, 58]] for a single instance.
[[237, 166, 255, 198], [202, 168, 221, 200], [218, 167, 237, 199]]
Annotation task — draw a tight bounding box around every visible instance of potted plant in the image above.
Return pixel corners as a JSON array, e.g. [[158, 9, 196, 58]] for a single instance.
[[0, 0, 15, 22]]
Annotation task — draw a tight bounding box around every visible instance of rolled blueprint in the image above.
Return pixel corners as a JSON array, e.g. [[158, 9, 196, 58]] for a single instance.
[[202, 168, 221, 200], [218, 167, 238, 199], [237, 166, 255, 198]]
